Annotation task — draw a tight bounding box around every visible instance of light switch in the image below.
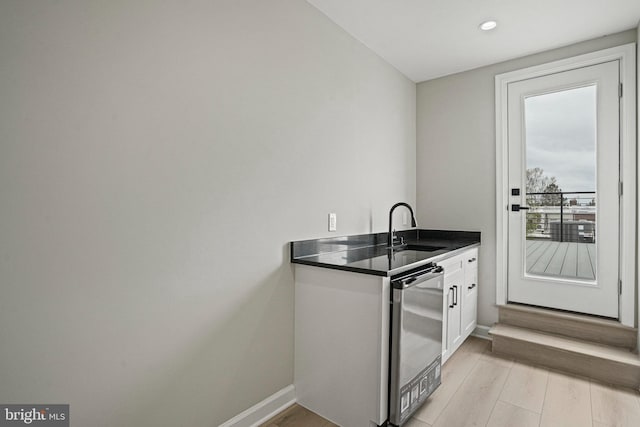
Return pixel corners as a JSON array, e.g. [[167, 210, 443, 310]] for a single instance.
[[328, 213, 337, 232]]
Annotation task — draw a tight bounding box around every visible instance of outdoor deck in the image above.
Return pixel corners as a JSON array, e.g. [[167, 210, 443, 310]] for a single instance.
[[526, 240, 596, 280]]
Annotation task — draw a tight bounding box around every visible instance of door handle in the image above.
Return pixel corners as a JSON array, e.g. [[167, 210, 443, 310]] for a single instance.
[[449, 287, 454, 308], [511, 204, 530, 212], [453, 285, 458, 306]]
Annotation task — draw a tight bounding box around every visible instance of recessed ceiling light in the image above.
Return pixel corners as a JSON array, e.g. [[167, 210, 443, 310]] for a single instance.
[[479, 20, 497, 31]]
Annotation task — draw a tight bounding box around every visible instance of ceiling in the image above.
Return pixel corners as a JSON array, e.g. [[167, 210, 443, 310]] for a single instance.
[[306, 0, 640, 82]]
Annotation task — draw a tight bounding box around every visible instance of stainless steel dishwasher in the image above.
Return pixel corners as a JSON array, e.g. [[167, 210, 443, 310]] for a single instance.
[[389, 262, 444, 426]]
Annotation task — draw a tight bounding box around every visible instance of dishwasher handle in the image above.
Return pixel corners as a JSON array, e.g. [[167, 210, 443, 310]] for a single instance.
[[393, 265, 444, 289]]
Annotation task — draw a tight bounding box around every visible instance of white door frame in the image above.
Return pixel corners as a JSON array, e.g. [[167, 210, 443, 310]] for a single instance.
[[495, 43, 637, 326]]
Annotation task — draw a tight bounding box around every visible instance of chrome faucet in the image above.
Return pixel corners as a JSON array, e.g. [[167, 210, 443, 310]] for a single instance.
[[388, 202, 417, 249]]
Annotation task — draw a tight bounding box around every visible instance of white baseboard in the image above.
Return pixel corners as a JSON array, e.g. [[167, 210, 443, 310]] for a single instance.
[[219, 385, 296, 427], [471, 324, 491, 340]]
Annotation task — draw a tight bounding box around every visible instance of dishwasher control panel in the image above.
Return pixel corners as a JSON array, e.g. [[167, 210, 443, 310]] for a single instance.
[[398, 356, 441, 425]]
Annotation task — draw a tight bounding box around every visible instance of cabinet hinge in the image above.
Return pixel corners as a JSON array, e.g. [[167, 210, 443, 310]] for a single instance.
[[619, 83, 623, 98], [619, 279, 622, 295], [619, 181, 623, 196]]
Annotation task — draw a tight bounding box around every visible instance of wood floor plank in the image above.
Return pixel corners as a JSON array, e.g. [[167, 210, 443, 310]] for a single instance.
[[260, 404, 337, 427], [431, 359, 511, 427], [539, 371, 592, 427], [590, 380, 640, 427], [525, 240, 545, 258], [413, 342, 483, 424], [525, 241, 547, 270], [526, 240, 542, 252], [576, 242, 595, 279], [499, 361, 549, 413], [524, 241, 598, 280], [529, 241, 560, 274], [543, 242, 569, 275], [457, 336, 490, 355], [404, 417, 432, 427], [480, 346, 514, 369], [559, 242, 578, 278], [486, 401, 540, 427], [586, 243, 597, 273]]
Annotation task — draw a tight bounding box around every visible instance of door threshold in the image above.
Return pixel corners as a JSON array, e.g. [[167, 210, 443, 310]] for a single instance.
[[499, 303, 637, 350], [505, 302, 617, 322]]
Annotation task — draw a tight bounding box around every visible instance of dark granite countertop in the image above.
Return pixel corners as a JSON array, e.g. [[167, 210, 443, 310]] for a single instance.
[[291, 229, 480, 277]]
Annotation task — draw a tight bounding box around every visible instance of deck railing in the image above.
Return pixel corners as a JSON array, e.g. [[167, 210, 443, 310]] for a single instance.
[[525, 191, 596, 243]]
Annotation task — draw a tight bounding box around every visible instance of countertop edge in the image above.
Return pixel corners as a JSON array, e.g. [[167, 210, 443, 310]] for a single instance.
[[291, 258, 388, 276], [291, 241, 481, 277]]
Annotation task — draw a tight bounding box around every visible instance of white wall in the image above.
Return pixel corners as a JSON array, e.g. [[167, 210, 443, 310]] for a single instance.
[[416, 29, 637, 328], [637, 21, 640, 352], [0, 1, 416, 425]]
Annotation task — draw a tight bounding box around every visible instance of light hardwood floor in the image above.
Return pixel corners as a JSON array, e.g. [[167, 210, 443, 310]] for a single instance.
[[262, 337, 640, 426], [261, 403, 338, 427]]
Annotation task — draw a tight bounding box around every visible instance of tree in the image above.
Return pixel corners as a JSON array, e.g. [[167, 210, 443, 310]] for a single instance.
[[526, 167, 555, 194], [526, 212, 542, 235], [541, 181, 563, 206], [526, 168, 563, 206]]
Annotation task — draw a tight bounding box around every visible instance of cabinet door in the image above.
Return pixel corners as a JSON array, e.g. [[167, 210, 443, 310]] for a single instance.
[[445, 268, 464, 354], [462, 251, 478, 336], [440, 254, 463, 362]]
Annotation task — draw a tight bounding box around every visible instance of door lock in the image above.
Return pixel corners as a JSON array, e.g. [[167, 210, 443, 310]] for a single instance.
[[511, 204, 530, 212]]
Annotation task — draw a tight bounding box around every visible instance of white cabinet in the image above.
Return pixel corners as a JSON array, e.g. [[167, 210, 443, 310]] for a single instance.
[[440, 248, 479, 363], [293, 246, 479, 425], [441, 258, 463, 362], [462, 249, 478, 337], [294, 265, 390, 427]]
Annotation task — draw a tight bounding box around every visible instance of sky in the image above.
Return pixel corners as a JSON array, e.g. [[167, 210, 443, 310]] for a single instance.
[[525, 85, 597, 194]]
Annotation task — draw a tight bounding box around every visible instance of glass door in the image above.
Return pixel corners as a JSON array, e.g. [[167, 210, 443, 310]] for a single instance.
[[507, 61, 620, 318]]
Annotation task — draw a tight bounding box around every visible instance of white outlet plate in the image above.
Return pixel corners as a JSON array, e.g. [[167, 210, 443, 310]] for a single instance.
[[402, 212, 408, 226], [328, 213, 337, 232]]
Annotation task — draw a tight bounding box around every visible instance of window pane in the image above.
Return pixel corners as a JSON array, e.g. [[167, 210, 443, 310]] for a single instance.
[[523, 85, 597, 281]]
